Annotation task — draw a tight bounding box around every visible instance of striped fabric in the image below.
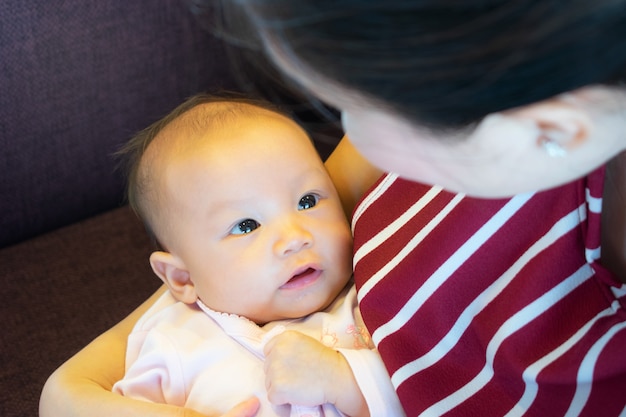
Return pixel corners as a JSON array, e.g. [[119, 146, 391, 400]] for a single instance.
[[352, 168, 626, 417]]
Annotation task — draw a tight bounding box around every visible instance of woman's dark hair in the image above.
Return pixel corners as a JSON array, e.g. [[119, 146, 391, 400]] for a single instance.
[[211, 0, 626, 130]]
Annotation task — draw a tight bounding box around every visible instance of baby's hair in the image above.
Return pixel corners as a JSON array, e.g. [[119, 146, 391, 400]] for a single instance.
[[116, 92, 290, 248]]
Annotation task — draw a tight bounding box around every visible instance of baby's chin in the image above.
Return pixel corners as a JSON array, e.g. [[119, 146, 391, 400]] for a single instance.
[[258, 299, 334, 325]]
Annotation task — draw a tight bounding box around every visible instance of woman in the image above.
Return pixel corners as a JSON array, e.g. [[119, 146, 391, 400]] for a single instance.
[[41, 1, 626, 416]]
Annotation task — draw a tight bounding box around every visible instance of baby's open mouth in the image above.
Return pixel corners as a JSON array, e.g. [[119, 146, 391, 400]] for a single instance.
[[280, 267, 321, 289]]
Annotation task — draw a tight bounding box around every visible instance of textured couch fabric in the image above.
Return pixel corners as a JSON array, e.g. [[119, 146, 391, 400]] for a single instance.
[[0, 207, 160, 417], [0, 1, 340, 416], [0, 1, 235, 248]]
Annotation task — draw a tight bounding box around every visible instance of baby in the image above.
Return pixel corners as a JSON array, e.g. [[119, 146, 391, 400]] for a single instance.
[[112, 94, 403, 417]]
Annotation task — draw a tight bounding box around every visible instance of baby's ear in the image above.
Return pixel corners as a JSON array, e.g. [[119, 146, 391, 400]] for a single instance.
[[149, 251, 197, 304]]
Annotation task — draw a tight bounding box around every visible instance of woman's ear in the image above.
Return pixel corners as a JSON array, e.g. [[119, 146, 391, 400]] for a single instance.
[[504, 92, 593, 156], [149, 251, 197, 304]]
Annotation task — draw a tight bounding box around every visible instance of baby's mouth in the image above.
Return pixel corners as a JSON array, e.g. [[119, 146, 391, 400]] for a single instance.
[[280, 267, 321, 290]]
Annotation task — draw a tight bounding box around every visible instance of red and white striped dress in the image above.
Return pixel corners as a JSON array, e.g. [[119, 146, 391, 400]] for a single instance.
[[352, 167, 626, 416]]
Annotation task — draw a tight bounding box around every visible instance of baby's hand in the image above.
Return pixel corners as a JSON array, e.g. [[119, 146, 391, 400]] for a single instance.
[[263, 330, 346, 407]]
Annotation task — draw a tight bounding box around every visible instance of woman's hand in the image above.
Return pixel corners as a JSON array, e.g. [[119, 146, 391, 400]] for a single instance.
[[220, 398, 261, 417]]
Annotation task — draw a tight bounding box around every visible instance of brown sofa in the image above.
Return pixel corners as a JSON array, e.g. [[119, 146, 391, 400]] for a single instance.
[[0, 2, 339, 416]]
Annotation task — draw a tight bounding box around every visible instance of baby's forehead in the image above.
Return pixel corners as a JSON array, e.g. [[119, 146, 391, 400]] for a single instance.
[[169, 102, 286, 144], [149, 102, 304, 169], [153, 102, 267, 147], [170, 101, 251, 129]]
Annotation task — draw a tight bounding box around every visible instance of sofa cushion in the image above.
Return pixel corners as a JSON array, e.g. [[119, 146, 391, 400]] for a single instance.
[[0, 206, 160, 417], [0, 0, 235, 247]]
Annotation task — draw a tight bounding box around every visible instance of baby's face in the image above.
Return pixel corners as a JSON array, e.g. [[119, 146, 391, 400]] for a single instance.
[[160, 110, 353, 324]]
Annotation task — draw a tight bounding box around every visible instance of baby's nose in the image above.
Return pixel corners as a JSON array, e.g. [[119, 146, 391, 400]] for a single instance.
[[273, 223, 313, 256]]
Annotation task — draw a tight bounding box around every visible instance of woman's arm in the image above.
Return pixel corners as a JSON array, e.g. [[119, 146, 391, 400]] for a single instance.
[[324, 136, 383, 219], [39, 285, 260, 417]]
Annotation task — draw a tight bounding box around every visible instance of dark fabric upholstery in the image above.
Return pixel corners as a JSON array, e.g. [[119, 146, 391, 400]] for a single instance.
[[0, 0, 235, 247], [0, 206, 160, 417]]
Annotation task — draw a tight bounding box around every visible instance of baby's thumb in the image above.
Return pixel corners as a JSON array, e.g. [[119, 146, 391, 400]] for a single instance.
[[261, 325, 287, 357]]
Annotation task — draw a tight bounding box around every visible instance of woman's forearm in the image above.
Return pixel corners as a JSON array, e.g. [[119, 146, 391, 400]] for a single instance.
[[325, 136, 382, 219], [39, 284, 261, 417], [38, 286, 183, 417]]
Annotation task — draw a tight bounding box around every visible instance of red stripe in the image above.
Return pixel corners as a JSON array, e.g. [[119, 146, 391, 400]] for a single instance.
[[353, 168, 626, 416]]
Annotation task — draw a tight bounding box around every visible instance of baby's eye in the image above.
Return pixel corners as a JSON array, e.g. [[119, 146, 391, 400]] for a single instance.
[[298, 194, 319, 210], [229, 219, 260, 235]]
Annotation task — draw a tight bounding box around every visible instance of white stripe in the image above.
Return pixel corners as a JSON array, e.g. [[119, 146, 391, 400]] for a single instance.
[[611, 283, 626, 299], [564, 320, 626, 417], [371, 193, 534, 345], [585, 246, 601, 263], [351, 173, 398, 229], [391, 205, 585, 388], [585, 188, 602, 214], [357, 192, 463, 303], [419, 264, 594, 417], [354, 185, 444, 266], [504, 301, 621, 417]]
